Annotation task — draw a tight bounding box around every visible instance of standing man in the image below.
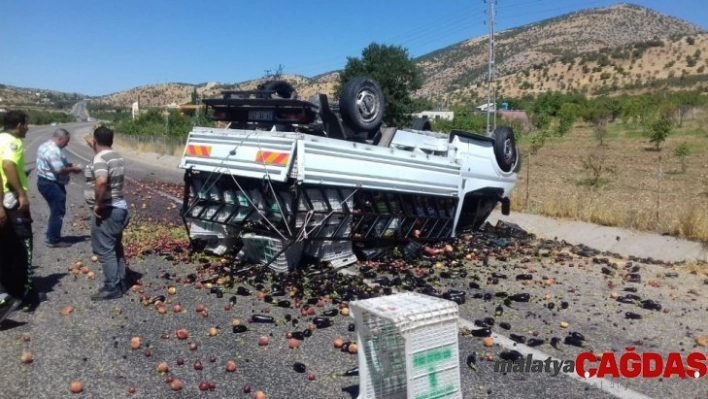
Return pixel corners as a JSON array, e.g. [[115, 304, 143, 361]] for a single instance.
[[0, 160, 22, 323], [84, 125, 130, 301], [36, 128, 82, 247], [0, 110, 40, 312]]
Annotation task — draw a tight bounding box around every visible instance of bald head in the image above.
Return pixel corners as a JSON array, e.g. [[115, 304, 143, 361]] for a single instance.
[[53, 128, 70, 138], [52, 128, 71, 148]]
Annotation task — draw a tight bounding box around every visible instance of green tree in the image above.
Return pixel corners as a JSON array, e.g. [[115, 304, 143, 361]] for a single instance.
[[672, 90, 701, 126], [647, 116, 673, 150], [556, 102, 579, 136], [620, 96, 649, 126], [336, 43, 423, 127], [593, 96, 622, 122], [411, 97, 435, 113], [531, 92, 564, 118]]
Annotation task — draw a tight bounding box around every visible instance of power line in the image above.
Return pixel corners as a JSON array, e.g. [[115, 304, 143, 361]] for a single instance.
[[486, 0, 497, 136]]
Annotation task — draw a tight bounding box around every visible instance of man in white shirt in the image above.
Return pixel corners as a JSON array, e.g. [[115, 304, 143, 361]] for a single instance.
[[36, 128, 82, 247]]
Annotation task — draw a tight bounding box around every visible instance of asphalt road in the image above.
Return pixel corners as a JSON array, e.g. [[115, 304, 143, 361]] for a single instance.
[[71, 102, 90, 122], [0, 123, 705, 399]]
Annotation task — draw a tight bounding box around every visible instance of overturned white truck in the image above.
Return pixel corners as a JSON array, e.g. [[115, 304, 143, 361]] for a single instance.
[[178, 77, 520, 272]]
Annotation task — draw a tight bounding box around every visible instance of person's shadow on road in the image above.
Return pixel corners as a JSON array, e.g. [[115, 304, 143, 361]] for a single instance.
[[0, 319, 27, 331], [0, 273, 67, 330], [342, 385, 359, 399], [60, 235, 90, 244], [34, 272, 68, 295]]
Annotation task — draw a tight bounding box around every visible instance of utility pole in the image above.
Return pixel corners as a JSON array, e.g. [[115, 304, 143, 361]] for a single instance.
[[485, 0, 497, 136]]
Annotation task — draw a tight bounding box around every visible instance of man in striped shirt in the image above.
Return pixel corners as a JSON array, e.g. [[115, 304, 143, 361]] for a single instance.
[[84, 125, 130, 301]]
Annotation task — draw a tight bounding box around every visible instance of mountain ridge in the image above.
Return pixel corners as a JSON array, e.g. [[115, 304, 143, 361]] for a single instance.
[[2, 3, 706, 109]]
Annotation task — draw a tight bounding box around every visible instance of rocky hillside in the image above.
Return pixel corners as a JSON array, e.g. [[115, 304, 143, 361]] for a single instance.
[[492, 32, 708, 100], [2, 3, 706, 110], [0, 84, 87, 108], [418, 3, 708, 103]]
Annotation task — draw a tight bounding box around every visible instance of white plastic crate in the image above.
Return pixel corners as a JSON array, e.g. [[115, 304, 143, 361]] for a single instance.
[[304, 240, 357, 268], [304, 223, 356, 268], [295, 212, 350, 229], [190, 178, 218, 201], [204, 238, 236, 256], [222, 188, 256, 222], [325, 252, 359, 268], [302, 188, 354, 212], [270, 191, 296, 225], [297, 212, 352, 232], [240, 233, 304, 273], [349, 292, 462, 399], [188, 219, 234, 239]]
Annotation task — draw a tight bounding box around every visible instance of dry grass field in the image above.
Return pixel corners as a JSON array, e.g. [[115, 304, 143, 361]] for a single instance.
[[511, 107, 708, 244]]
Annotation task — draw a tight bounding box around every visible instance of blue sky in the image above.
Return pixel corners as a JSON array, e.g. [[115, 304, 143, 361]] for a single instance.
[[1, 0, 706, 96]]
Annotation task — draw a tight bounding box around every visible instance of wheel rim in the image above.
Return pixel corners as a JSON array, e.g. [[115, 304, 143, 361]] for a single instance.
[[503, 139, 514, 163], [355, 89, 380, 123]]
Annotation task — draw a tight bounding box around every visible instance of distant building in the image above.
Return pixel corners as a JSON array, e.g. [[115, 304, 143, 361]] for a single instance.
[[412, 111, 454, 121], [498, 110, 531, 127], [475, 103, 496, 112]]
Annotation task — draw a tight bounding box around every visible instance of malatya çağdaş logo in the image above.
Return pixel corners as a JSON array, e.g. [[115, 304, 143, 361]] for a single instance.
[[494, 348, 707, 379]]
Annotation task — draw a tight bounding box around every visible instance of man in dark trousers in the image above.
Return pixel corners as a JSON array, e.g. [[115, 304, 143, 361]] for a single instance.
[[0, 168, 22, 323], [36, 128, 83, 247], [0, 110, 38, 316], [84, 125, 130, 301]]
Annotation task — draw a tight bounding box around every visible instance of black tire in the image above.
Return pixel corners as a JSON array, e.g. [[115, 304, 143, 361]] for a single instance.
[[411, 117, 432, 131], [493, 126, 518, 173], [339, 77, 385, 134], [262, 80, 298, 99]]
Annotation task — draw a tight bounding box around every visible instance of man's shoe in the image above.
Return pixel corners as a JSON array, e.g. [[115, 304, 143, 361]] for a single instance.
[[0, 295, 21, 324], [46, 241, 72, 248], [20, 290, 46, 313], [91, 287, 122, 301]]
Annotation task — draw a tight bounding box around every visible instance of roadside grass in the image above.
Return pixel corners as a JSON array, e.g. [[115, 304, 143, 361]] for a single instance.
[[512, 108, 708, 244], [113, 134, 186, 157]]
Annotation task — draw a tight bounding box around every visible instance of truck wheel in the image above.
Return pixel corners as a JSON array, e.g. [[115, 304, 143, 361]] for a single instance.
[[411, 117, 432, 131], [493, 126, 517, 173], [262, 80, 298, 99], [339, 77, 385, 133]]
